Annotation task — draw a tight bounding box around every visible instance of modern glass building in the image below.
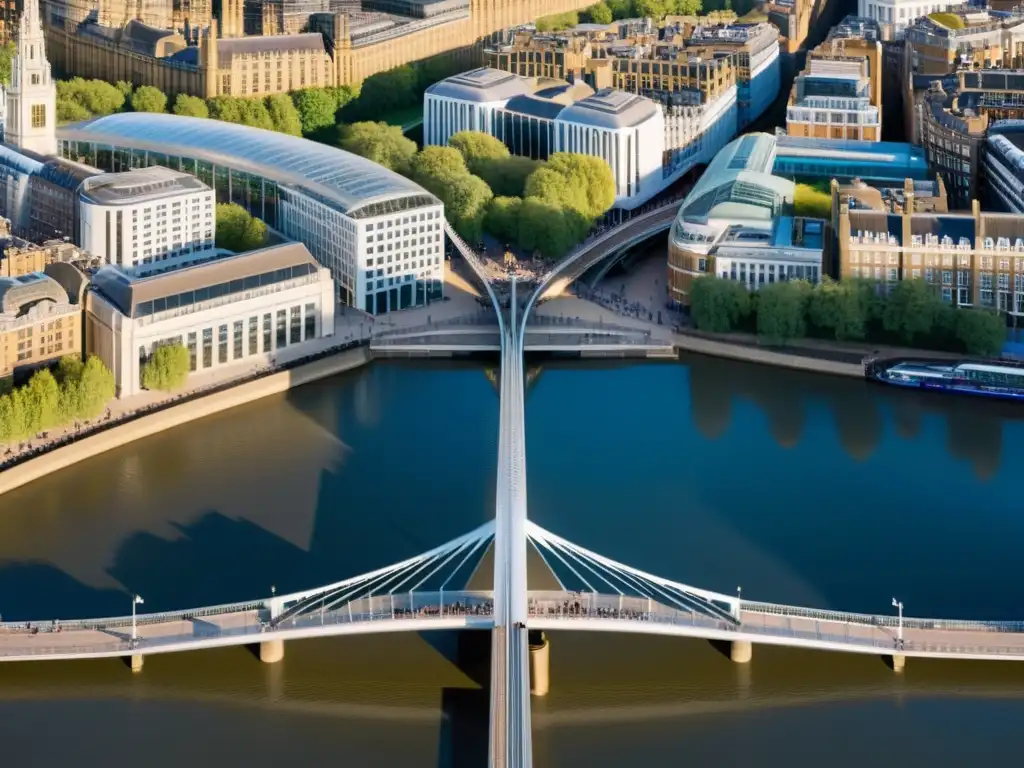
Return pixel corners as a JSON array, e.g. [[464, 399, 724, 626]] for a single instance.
[[57, 113, 445, 315], [772, 136, 930, 184]]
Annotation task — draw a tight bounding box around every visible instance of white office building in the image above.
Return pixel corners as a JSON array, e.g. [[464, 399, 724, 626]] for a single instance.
[[79, 166, 216, 274], [85, 242, 335, 397], [425, 68, 669, 208], [58, 112, 445, 315], [858, 0, 965, 33]]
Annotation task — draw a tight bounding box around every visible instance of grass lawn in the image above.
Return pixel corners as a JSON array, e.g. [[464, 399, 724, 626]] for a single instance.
[[793, 182, 832, 219]]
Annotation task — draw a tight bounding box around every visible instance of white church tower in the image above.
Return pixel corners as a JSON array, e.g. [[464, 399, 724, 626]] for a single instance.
[[5, 0, 56, 156]]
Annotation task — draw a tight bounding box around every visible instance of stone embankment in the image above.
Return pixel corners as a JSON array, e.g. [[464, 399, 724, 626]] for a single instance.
[[673, 332, 865, 378], [0, 345, 372, 498]]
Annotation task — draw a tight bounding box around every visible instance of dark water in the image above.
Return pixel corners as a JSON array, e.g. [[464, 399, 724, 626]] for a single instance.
[[1, 357, 1023, 766]]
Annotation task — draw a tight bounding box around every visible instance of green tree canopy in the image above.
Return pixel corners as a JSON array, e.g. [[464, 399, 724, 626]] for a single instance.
[[485, 196, 523, 243], [518, 197, 578, 259], [441, 174, 493, 243], [76, 356, 115, 420], [57, 99, 91, 123], [266, 93, 303, 135], [756, 280, 811, 345], [57, 78, 126, 116], [409, 146, 471, 189], [338, 121, 417, 174], [882, 279, 943, 345], [476, 155, 541, 198], [449, 131, 510, 174], [689, 276, 752, 333], [531, 153, 616, 220], [536, 11, 580, 30], [955, 309, 1006, 356], [172, 93, 209, 118], [605, 0, 636, 17], [26, 368, 61, 431], [0, 41, 14, 86], [207, 96, 274, 131], [632, 0, 671, 18], [291, 88, 339, 135], [672, 0, 703, 14], [582, 2, 614, 23], [807, 277, 874, 341], [343, 66, 419, 121], [130, 85, 167, 113], [115, 80, 134, 100], [215, 203, 267, 253], [141, 344, 191, 391]]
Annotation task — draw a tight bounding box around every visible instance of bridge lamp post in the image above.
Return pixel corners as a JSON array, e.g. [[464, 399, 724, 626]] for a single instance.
[[892, 598, 904, 642], [131, 594, 144, 642]]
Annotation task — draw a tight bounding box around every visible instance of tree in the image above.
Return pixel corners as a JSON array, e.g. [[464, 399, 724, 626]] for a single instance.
[[449, 131, 510, 174], [518, 197, 577, 259], [115, 80, 134, 101], [955, 309, 1006, 356], [478, 156, 541, 198], [530, 153, 616, 220], [757, 281, 811, 345], [632, 0, 671, 18], [215, 203, 267, 253], [207, 96, 273, 131], [415, 58, 461, 94], [605, 0, 635, 17], [338, 121, 417, 174], [131, 85, 167, 113], [77, 356, 115, 419], [343, 66, 419, 121], [485, 196, 523, 243], [173, 93, 209, 119], [536, 11, 580, 31], [441, 174, 493, 243], [524, 166, 590, 221], [26, 369, 62, 431], [409, 146, 471, 190], [882, 279, 943, 345], [266, 93, 303, 136], [672, 0, 703, 14], [689, 276, 752, 333], [291, 88, 338, 135], [57, 99, 91, 123], [57, 78, 126, 116], [0, 41, 15, 86], [808, 277, 872, 341], [141, 344, 191, 391], [582, 2, 614, 23]]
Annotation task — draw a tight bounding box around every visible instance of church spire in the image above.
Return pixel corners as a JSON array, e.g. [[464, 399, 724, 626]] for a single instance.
[[5, 0, 56, 156]]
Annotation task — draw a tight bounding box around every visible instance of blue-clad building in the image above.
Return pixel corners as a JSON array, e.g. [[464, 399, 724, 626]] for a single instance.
[[772, 136, 931, 185]]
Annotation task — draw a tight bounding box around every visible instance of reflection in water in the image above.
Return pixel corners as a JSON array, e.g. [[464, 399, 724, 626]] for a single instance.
[[682, 353, 1014, 476]]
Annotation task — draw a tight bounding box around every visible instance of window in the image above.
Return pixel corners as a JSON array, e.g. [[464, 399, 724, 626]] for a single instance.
[[31, 104, 45, 128], [187, 332, 197, 371], [249, 316, 259, 355], [234, 320, 244, 359], [218, 324, 228, 364], [290, 306, 302, 345], [264, 313, 272, 351], [276, 310, 287, 349], [202, 328, 213, 368], [304, 303, 316, 340]]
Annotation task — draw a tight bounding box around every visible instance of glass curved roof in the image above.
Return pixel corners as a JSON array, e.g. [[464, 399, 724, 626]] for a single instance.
[[58, 113, 437, 215]]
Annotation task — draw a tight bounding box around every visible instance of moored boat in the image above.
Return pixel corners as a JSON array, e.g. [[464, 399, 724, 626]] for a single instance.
[[865, 358, 1024, 402]]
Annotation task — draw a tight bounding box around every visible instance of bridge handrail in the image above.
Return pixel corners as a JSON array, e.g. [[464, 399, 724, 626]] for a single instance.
[[372, 312, 499, 339], [0, 599, 270, 633], [741, 601, 1024, 634]]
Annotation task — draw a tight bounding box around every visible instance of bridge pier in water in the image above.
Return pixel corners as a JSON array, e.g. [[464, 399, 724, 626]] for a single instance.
[[891, 654, 906, 673], [730, 640, 753, 664], [259, 639, 285, 664], [130, 654, 143, 673], [529, 630, 550, 697]]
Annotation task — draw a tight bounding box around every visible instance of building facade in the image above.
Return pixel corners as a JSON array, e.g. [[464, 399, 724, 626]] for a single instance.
[[0, 272, 80, 379], [917, 80, 987, 210], [0, 239, 92, 278], [59, 112, 445, 315], [904, 11, 1024, 77], [667, 133, 827, 305], [984, 121, 1024, 213], [79, 166, 216, 273], [86, 243, 335, 397], [6, 0, 56, 157], [858, 0, 965, 35]]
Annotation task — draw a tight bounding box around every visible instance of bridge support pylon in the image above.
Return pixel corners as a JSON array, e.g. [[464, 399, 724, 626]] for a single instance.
[[130, 654, 143, 673], [730, 640, 753, 664], [891, 654, 905, 673], [259, 639, 285, 664], [529, 630, 550, 697]]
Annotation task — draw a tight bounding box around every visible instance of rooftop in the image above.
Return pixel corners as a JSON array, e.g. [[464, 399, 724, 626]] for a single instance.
[[58, 113, 438, 217], [91, 242, 323, 319], [217, 33, 328, 62], [556, 88, 660, 129], [0, 272, 68, 316], [80, 166, 210, 206], [426, 67, 534, 103]]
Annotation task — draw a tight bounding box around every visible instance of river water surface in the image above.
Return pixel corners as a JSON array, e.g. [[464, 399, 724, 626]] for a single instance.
[[0, 356, 1023, 766]]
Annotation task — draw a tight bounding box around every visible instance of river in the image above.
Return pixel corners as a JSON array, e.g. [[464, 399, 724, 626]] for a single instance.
[[0, 356, 1023, 765]]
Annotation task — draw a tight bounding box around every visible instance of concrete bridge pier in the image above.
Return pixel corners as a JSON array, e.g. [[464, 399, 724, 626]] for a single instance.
[[129, 654, 143, 673], [259, 639, 285, 664], [730, 640, 753, 664], [529, 630, 550, 696], [891, 654, 906, 673]]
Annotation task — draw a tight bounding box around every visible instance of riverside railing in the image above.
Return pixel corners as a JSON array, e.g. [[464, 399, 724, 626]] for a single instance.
[[0, 592, 495, 659], [741, 601, 1024, 634]]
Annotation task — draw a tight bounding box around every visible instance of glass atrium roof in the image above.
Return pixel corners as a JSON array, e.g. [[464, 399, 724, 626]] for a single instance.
[[58, 113, 437, 216]]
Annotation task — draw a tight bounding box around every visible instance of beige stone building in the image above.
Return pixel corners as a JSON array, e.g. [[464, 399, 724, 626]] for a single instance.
[[834, 177, 1024, 315], [41, 0, 599, 100], [0, 272, 81, 379], [0, 239, 90, 278]]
